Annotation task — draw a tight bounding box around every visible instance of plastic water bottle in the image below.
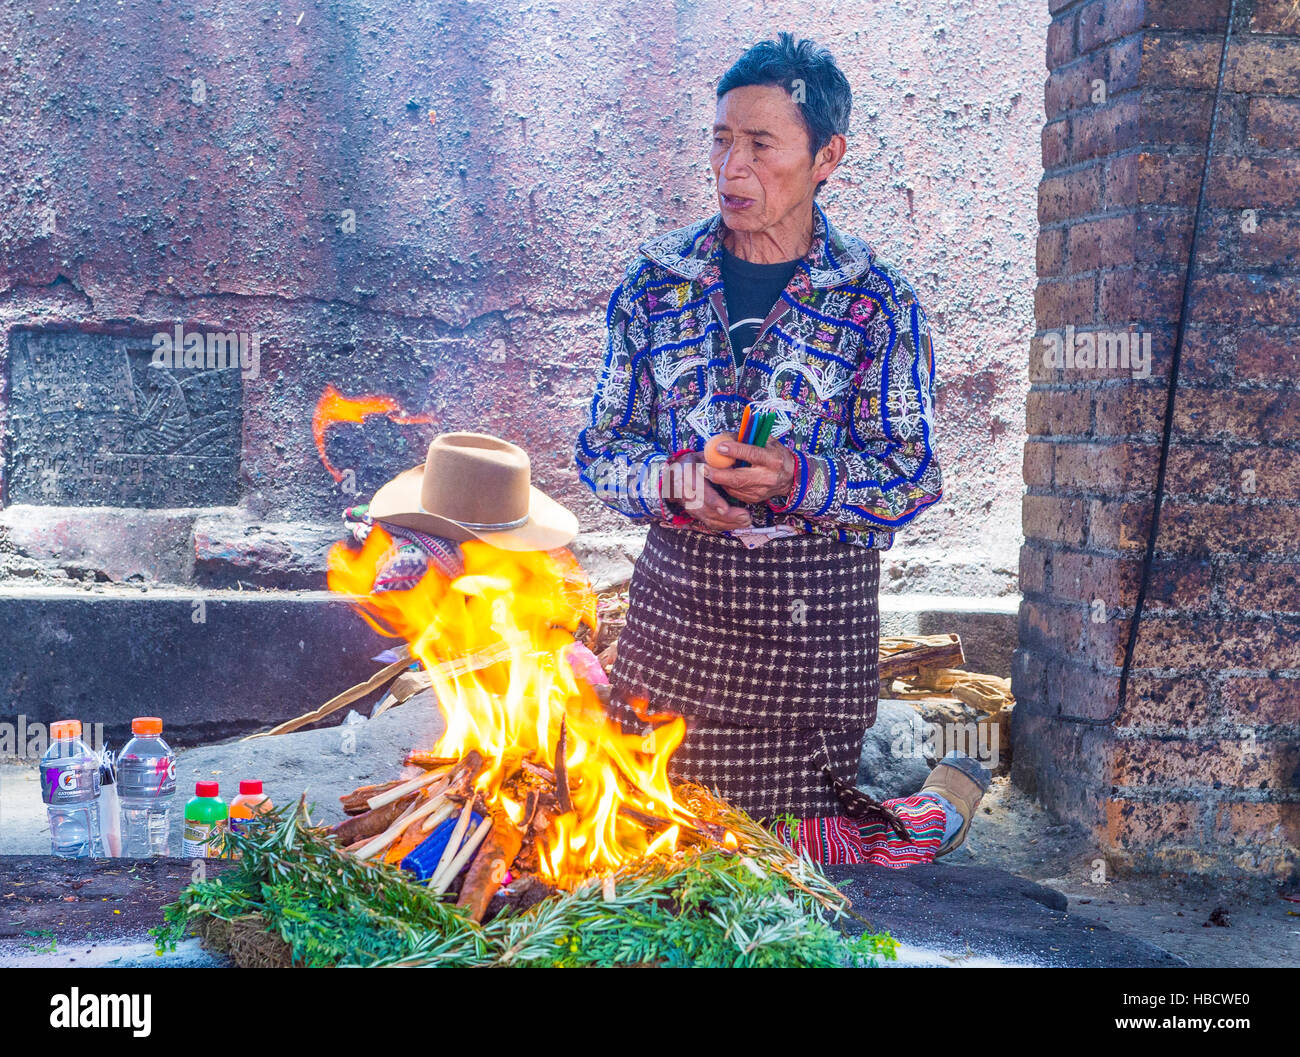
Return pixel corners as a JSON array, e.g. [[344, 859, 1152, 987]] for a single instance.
[[39, 719, 104, 858], [117, 717, 177, 857]]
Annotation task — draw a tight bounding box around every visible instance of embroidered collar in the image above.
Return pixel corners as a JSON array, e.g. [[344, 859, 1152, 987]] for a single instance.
[[636, 201, 876, 288]]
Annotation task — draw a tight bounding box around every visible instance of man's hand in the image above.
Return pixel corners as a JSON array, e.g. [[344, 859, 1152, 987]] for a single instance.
[[663, 452, 753, 532], [704, 439, 797, 505]]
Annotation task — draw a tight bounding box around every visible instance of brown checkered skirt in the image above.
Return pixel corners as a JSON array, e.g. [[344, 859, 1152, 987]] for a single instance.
[[608, 523, 880, 819]]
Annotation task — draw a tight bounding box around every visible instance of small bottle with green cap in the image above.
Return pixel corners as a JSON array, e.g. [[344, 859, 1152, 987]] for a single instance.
[[182, 781, 228, 858]]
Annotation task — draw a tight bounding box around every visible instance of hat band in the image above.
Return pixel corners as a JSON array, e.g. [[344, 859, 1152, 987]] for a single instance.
[[419, 502, 528, 532]]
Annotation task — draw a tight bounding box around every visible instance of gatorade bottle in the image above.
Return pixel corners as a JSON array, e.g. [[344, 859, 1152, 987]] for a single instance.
[[117, 717, 177, 857], [182, 782, 227, 858], [39, 720, 104, 858], [227, 780, 273, 858]]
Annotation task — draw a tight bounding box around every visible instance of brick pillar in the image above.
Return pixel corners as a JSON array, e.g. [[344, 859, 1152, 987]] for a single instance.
[[1015, 0, 1300, 879]]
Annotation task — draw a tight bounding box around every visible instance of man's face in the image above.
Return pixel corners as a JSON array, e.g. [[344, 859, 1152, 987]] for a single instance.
[[710, 84, 823, 234]]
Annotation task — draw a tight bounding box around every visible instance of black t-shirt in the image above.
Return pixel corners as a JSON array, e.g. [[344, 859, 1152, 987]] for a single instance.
[[719, 244, 802, 370]]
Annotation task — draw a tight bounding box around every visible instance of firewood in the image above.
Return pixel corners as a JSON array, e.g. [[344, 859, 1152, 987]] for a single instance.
[[340, 780, 403, 815], [354, 794, 448, 860], [877, 634, 965, 682], [367, 768, 451, 811], [456, 816, 524, 923], [404, 751, 459, 771], [430, 815, 493, 895], [554, 718, 573, 814], [521, 760, 556, 784], [431, 797, 477, 880], [329, 793, 418, 846]]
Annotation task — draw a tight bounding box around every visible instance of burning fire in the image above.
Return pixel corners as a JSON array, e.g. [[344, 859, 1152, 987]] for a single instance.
[[328, 524, 710, 885], [312, 384, 433, 483]]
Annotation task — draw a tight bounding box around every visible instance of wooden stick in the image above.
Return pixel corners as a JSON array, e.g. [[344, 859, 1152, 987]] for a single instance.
[[520, 760, 556, 784], [554, 718, 573, 815], [354, 795, 447, 860], [330, 793, 418, 846], [430, 815, 492, 894], [431, 797, 476, 879], [242, 648, 412, 740], [454, 817, 522, 920], [340, 779, 403, 815], [418, 799, 456, 834], [367, 768, 450, 811]]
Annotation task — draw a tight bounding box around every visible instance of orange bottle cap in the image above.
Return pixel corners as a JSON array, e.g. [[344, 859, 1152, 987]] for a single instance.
[[132, 717, 163, 736], [50, 719, 82, 740]]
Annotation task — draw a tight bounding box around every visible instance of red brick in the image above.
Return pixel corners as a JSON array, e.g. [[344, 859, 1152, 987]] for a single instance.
[[1140, 34, 1224, 90], [1112, 736, 1291, 788], [1139, 89, 1214, 145], [1246, 97, 1300, 150], [1207, 157, 1300, 210], [1078, 0, 1144, 53], [1163, 446, 1232, 500], [1047, 12, 1078, 70], [1055, 439, 1159, 492], [1067, 214, 1136, 271], [1024, 494, 1089, 545], [1173, 387, 1300, 442], [1098, 265, 1183, 325], [1038, 226, 1066, 276], [1231, 213, 1300, 270], [1116, 674, 1214, 729], [1081, 610, 1131, 666], [1132, 617, 1300, 670], [1093, 385, 1165, 436], [1157, 502, 1300, 556], [1088, 498, 1152, 551], [1039, 165, 1104, 223], [1219, 562, 1300, 614], [1226, 38, 1300, 96], [1034, 276, 1096, 333], [1234, 328, 1300, 384], [1024, 440, 1055, 486], [1137, 152, 1203, 207], [1020, 597, 1087, 656], [1178, 324, 1237, 384], [1020, 544, 1049, 594], [1106, 798, 1202, 848], [1043, 119, 1070, 170], [1135, 210, 1193, 265], [1219, 675, 1300, 725], [1190, 273, 1300, 326], [1103, 151, 1139, 208], [1049, 660, 1123, 720], [1214, 802, 1300, 856], [1145, 0, 1228, 32], [1250, 0, 1300, 34], [1046, 52, 1108, 120], [1227, 448, 1300, 501], [1027, 388, 1092, 435], [1070, 97, 1141, 162]]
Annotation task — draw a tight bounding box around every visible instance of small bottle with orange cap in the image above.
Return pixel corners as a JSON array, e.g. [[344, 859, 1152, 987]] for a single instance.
[[117, 716, 177, 857]]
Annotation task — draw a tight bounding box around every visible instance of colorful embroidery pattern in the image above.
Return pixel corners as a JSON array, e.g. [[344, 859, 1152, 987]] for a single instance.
[[575, 204, 943, 550]]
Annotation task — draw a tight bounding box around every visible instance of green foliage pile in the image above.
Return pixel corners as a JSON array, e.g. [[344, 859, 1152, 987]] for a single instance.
[[154, 801, 897, 968]]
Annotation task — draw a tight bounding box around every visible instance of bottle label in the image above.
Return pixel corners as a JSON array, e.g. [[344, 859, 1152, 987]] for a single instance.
[[41, 761, 101, 805], [182, 819, 226, 858], [118, 755, 177, 799]]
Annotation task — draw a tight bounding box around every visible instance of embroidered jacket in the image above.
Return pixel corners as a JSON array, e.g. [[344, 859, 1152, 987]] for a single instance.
[[574, 204, 943, 550]]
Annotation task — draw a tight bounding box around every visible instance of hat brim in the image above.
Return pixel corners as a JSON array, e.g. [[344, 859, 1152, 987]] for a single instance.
[[368, 464, 579, 552]]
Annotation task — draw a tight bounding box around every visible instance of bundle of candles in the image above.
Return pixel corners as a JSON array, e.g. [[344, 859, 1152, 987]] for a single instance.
[[704, 402, 777, 470]]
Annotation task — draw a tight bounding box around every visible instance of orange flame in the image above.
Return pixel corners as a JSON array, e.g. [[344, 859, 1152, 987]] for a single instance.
[[327, 526, 702, 885], [312, 384, 433, 482]]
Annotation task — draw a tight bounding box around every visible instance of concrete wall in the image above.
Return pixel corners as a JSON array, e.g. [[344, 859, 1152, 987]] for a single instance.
[[0, 1, 1046, 735]]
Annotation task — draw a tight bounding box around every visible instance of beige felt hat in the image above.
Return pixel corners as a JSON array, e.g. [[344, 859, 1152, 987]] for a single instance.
[[368, 432, 578, 552]]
